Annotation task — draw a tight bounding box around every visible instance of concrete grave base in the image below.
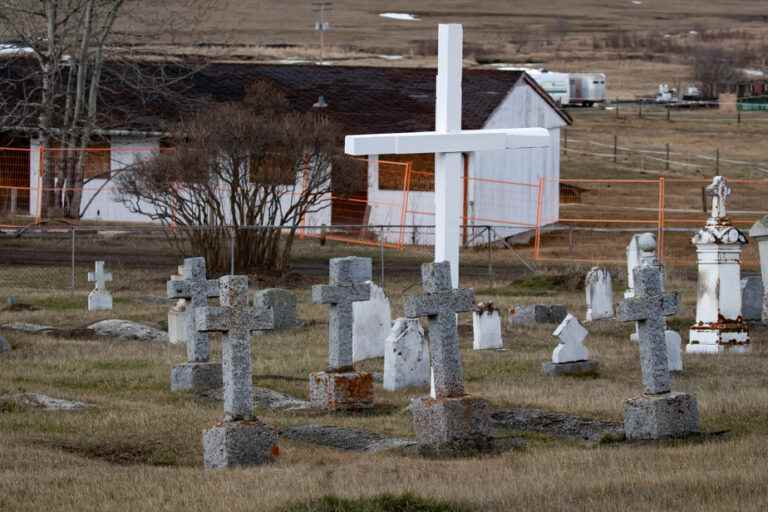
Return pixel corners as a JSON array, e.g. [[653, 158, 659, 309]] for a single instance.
[[88, 290, 113, 311], [624, 391, 700, 440], [411, 395, 494, 455], [542, 360, 599, 377], [171, 362, 222, 393], [309, 371, 374, 410], [687, 328, 749, 354], [203, 420, 279, 469]]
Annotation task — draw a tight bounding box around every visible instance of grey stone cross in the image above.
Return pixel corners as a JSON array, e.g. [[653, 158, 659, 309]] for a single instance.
[[404, 261, 475, 399], [167, 257, 219, 362], [312, 257, 372, 371], [618, 251, 679, 395], [196, 275, 274, 421], [88, 261, 112, 291]]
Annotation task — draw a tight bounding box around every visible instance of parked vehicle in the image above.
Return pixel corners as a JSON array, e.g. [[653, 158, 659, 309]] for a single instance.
[[569, 73, 606, 106], [526, 69, 571, 106]]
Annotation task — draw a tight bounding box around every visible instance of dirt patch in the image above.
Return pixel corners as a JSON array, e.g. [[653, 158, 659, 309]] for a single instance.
[[52, 437, 181, 466]]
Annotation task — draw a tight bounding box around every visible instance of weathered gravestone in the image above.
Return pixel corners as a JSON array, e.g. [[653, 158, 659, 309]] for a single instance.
[[383, 318, 430, 391], [740, 276, 763, 322], [625, 235, 642, 342], [585, 267, 614, 322], [508, 304, 567, 327], [252, 288, 300, 330], [405, 261, 493, 454], [543, 314, 599, 376], [0, 335, 10, 353], [749, 216, 768, 323], [618, 234, 699, 440], [168, 299, 189, 345], [472, 302, 503, 350], [87, 261, 113, 311], [352, 282, 392, 362], [167, 258, 221, 393], [197, 275, 278, 469], [688, 176, 749, 353], [310, 257, 374, 410]]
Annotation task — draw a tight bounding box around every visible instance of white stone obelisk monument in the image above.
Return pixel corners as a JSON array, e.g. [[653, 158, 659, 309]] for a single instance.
[[688, 176, 749, 353], [344, 24, 550, 288]]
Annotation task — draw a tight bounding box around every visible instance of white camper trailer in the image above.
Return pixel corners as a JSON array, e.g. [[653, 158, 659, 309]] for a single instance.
[[569, 73, 606, 106], [525, 69, 571, 105]]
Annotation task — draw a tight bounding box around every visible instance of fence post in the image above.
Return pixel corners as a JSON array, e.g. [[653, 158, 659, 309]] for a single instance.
[[229, 229, 235, 276], [638, 101, 643, 119], [666, 106, 671, 122], [71, 228, 76, 293], [666, 143, 670, 171], [613, 135, 618, 164], [487, 226, 493, 289], [657, 177, 665, 262], [534, 177, 545, 260], [379, 236, 385, 288], [615, 98, 619, 119]]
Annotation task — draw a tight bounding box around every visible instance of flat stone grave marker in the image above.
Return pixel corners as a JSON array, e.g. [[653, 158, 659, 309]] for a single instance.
[[585, 267, 614, 322], [472, 302, 503, 350], [741, 276, 763, 322], [618, 234, 699, 440], [383, 318, 429, 391], [252, 288, 300, 331], [352, 282, 392, 362], [167, 258, 221, 393], [310, 257, 374, 410], [87, 261, 113, 311], [405, 261, 493, 454], [197, 275, 278, 469]]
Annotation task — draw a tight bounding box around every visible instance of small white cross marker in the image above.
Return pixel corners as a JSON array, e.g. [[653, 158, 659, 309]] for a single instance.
[[88, 261, 112, 292]]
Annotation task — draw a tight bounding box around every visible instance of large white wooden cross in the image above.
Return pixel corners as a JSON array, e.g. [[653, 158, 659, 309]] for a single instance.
[[345, 24, 550, 287]]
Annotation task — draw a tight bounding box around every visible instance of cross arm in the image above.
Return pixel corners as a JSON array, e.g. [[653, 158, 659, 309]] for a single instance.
[[344, 128, 550, 156], [617, 292, 679, 322], [167, 279, 191, 299], [312, 283, 371, 305], [404, 289, 475, 318], [195, 306, 230, 333]]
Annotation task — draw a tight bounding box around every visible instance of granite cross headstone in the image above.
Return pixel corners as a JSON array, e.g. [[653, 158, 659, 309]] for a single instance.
[[167, 257, 219, 362], [404, 261, 474, 398], [310, 257, 375, 410], [197, 275, 274, 421], [312, 257, 372, 371], [196, 275, 278, 469]]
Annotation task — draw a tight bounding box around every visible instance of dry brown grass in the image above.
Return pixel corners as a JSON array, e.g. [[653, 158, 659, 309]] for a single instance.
[[2, 269, 768, 511]]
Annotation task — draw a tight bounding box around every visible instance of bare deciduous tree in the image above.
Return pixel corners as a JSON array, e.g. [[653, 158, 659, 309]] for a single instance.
[[691, 46, 741, 99], [115, 82, 359, 272], [0, 0, 216, 219]]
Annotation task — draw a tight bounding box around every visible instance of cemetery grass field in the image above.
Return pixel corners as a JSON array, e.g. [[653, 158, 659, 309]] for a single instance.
[[2, 265, 768, 511]]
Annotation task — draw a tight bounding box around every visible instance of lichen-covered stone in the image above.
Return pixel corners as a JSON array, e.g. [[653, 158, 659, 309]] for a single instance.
[[741, 276, 763, 321], [329, 256, 372, 285], [0, 335, 11, 353], [542, 360, 599, 376], [309, 371, 374, 410], [411, 395, 494, 455], [624, 392, 700, 440], [170, 362, 222, 393], [384, 318, 429, 391], [203, 420, 279, 469]]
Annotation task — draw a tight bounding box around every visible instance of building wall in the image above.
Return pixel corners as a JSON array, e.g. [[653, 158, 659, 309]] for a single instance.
[[367, 81, 565, 246], [29, 137, 331, 227]]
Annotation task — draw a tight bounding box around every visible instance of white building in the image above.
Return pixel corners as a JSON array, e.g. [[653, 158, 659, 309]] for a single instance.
[[11, 63, 570, 242]]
